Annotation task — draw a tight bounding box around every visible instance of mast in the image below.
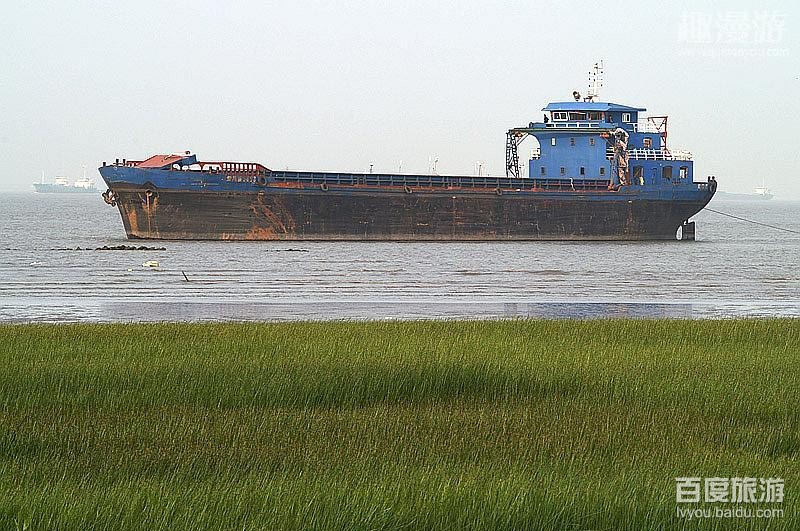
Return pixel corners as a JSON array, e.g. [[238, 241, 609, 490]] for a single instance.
[[585, 60, 604, 102]]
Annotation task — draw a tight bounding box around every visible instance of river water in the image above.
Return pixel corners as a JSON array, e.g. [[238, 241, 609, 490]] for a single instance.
[[0, 193, 798, 322]]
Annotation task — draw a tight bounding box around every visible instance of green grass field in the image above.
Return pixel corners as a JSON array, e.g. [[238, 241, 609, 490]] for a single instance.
[[0, 319, 797, 530]]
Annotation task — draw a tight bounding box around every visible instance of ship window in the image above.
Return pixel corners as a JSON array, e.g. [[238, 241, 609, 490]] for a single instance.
[[540, 166, 546, 175], [600, 167, 606, 176], [580, 167, 585, 175], [589, 137, 595, 146], [552, 112, 568, 120], [570, 137, 575, 146], [622, 113, 631, 122], [551, 138, 556, 146], [662, 166, 673, 180], [588, 112, 601, 121], [679, 166, 688, 179], [643, 138, 652, 149], [568, 112, 587, 120], [560, 167, 566, 175], [633, 166, 643, 184]]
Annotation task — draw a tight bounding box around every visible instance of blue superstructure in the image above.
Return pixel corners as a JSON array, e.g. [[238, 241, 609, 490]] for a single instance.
[[508, 101, 693, 191]]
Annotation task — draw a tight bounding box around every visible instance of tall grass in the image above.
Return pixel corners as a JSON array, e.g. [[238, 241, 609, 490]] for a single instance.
[[0, 320, 797, 530]]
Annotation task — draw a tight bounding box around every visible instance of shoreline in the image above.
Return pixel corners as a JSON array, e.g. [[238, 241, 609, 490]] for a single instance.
[[2, 299, 798, 323]]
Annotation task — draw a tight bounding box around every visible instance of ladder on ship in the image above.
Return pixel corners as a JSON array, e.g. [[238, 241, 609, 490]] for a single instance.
[[506, 129, 529, 178]]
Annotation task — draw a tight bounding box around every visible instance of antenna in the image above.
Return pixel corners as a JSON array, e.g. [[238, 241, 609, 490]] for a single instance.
[[586, 60, 604, 102], [429, 155, 439, 174]]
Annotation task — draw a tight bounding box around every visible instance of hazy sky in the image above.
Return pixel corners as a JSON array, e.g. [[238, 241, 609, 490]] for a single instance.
[[1, 0, 798, 197]]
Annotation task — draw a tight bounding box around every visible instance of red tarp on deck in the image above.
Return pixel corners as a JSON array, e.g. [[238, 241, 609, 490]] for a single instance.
[[137, 154, 190, 169]]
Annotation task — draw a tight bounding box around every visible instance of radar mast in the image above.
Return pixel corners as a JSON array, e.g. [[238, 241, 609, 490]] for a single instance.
[[585, 61, 604, 102]]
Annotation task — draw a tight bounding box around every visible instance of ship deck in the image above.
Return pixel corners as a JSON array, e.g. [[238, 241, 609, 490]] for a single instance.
[[269, 171, 613, 192]]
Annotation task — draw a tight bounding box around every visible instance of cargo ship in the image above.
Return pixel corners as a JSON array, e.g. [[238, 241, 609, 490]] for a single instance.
[[98, 65, 716, 241], [33, 176, 97, 194], [713, 179, 774, 201], [714, 190, 774, 201]]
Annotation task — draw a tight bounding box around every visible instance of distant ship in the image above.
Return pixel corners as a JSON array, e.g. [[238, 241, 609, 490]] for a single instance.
[[714, 179, 774, 201], [754, 185, 774, 200], [33, 175, 97, 194]]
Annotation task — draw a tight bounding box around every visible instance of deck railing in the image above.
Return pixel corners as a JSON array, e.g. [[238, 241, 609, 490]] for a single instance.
[[544, 122, 603, 129], [271, 172, 611, 191], [211, 161, 269, 174], [109, 160, 141, 167], [174, 161, 270, 175], [631, 121, 660, 133], [626, 149, 692, 161]]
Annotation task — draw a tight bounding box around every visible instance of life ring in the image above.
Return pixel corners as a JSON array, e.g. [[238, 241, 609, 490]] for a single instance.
[[404, 185, 412, 194], [495, 188, 503, 196], [320, 182, 329, 191], [257, 176, 267, 186]]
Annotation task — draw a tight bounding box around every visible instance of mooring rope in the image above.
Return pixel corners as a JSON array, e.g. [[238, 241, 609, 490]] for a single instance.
[[704, 207, 800, 235]]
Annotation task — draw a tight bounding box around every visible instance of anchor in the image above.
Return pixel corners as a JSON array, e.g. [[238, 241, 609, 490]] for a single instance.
[[102, 188, 118, 207]]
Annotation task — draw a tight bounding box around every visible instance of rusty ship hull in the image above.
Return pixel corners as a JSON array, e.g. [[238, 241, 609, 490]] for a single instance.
[[100, 175, 714, 242]]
